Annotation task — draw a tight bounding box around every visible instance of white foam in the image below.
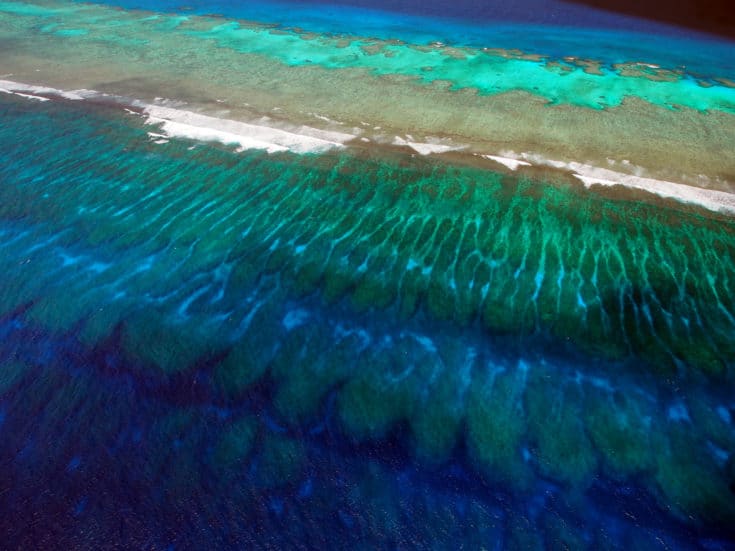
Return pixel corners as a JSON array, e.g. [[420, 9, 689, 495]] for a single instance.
[[572, 164, 735, 215], [145, 114, 285, 153], [0, 80, 101, 101], [483, 154, 532, 171], [393, 136, 461, 155], [1, 86, 50, 102], [145, 106, 354, 154], [0, 79, 354, 155], [308, 111, 342, 125], [13, 92, 50, 102], [0, 80, 88, 100], [506, 151, 735, 215]]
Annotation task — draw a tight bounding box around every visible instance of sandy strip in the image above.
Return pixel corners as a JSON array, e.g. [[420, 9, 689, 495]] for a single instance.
[[1, 78, 734, 215], [0, 79, 89, 100]]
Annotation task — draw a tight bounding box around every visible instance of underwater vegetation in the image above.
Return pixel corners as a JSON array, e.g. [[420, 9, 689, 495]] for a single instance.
[[0, 93, 734, 548]]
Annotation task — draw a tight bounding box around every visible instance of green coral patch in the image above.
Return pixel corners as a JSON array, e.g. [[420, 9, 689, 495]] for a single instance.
[[213, 416, 259, 472], [584, 387, 656, 479], [465, 364, 533, 491], [525, 374, 598, 491], [337, 351, 417, 441], [256, 434, 306, 488], [652, 425, 735, 526], [121, 309, 222, 375], [0, 359, 29, 395]]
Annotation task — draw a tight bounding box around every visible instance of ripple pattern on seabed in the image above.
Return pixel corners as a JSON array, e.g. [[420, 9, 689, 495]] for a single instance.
[[1, 95, 735, 546]]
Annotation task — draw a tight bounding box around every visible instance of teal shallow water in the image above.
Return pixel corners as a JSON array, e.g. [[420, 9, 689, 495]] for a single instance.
[[3, 96, 735, 375], [1, 94, 735, 547], [188, 22, 735, 112]]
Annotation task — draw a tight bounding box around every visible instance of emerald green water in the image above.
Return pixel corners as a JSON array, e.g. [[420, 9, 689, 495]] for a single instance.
[[1, 96, 735, 544], [3, 100, 733, 377]]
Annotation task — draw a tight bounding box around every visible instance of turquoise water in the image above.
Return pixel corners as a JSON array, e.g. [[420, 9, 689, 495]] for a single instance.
[[81, 0, 735, 79], [2, 0, 735, 114], [1, 94, 734, 548], [186, 21, 735, 112]]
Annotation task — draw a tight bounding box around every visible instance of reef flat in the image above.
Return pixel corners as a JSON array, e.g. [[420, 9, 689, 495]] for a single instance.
[[1, 0, 735, 548], [1, 0, 734, 194]]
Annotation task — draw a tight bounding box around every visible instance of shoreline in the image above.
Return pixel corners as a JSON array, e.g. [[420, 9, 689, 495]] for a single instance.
[[2, 78, 735, 216]]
